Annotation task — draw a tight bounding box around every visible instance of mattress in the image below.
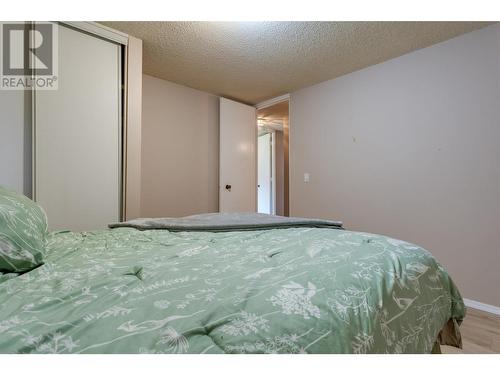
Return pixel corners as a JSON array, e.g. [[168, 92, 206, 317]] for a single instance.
[[0, 224, 464, 353]]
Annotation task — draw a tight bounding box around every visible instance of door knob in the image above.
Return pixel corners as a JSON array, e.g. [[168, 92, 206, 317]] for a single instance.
[[225, 184, 232, 191]]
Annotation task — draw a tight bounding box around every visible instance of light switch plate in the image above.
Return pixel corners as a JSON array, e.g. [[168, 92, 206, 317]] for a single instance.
[[304, 173, 310, 183]]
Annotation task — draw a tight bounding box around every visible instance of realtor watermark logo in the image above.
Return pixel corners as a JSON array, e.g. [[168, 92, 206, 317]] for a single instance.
[[0, 22, 58, 90]]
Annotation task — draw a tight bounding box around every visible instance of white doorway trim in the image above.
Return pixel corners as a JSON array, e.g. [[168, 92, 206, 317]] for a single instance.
[[256, 94, 290, 110], [60, 22, 129, 45], [258, 131, 276, 215]]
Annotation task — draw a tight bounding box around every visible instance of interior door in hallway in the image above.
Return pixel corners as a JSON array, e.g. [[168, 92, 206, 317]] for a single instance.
[[219, 97, 256, 212]]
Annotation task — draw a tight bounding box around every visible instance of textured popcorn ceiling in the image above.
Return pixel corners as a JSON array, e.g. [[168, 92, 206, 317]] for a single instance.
[[102, 22, 493, 104]]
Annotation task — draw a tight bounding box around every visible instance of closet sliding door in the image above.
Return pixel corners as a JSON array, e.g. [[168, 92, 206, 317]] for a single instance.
[[34, 24, 122, 231]]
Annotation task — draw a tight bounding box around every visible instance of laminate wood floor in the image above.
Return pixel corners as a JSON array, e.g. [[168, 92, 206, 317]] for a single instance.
[[441, 308, 500, 354]]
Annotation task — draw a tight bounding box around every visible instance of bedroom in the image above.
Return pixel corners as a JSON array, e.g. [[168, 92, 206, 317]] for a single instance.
[[0, 0, 499, 372]]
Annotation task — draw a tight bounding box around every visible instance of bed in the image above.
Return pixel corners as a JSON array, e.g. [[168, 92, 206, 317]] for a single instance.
[[0, 188, 465, 354]]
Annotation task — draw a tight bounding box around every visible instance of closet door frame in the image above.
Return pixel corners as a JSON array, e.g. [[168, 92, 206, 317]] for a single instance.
[[31, 22, 140, 224]]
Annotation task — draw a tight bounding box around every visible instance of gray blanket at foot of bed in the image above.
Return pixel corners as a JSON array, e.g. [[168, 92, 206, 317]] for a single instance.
[[109, 212, 343, 232]]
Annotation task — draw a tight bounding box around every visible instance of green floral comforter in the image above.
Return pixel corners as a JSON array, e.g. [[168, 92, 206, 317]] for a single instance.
[[0, 227, 464, 353]]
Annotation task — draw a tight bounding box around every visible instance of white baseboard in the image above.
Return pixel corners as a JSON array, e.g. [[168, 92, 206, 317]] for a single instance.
[[463, 298, 500, 316]]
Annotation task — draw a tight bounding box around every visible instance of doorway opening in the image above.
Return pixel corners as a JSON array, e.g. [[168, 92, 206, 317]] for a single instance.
[[257, 99, 289, 216]]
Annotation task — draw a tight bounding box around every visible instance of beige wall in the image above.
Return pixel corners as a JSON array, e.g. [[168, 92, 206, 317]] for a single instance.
[[141, 74, 219, 217], [290, 24, 500, 307]]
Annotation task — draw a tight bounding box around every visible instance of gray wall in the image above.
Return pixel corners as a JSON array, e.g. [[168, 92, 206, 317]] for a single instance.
[[0, 89, 31, 196], [141, 74, 219, 217], [290, 24, 500, 307]]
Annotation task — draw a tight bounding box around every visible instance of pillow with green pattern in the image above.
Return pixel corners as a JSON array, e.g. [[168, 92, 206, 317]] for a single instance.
[[0, 186, 48, 272]]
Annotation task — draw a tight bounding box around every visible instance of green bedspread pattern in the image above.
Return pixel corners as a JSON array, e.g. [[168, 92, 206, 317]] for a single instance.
[[0, 227, 464, 353], [0, 186, 48, 272]]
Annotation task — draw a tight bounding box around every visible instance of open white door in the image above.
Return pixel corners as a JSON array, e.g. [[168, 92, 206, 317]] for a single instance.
[[219, 98, 256, 212]]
